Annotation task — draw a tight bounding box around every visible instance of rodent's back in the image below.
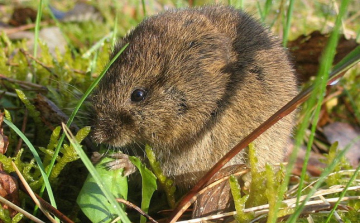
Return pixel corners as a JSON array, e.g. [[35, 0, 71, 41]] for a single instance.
[[91, 5, 298, 188], [155, 6, 297, 187]]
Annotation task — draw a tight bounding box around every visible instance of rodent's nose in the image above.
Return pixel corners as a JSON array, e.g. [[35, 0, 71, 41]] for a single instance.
[[91, 111, 135, 145]]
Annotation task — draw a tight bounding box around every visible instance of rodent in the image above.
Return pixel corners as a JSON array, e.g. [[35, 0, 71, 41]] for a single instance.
[[91, 5, 298, 189]]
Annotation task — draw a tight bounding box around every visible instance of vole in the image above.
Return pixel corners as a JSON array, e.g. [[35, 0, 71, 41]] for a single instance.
[[91, 5, 298, 188]]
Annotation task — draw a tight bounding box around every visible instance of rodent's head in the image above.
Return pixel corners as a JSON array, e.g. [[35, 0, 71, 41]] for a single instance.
[[91, 9, 232, 149]]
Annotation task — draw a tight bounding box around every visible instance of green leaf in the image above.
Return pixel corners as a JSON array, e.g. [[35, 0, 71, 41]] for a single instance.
[[129, 156, 157, 223], [62, 124, 130, 223], [145, 145, 175, 208], [77, 157, 128, 223]]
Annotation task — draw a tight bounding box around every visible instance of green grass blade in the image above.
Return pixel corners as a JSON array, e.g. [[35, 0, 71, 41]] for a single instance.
[[142, 0, 147, 17], [268, 0, 352, 222], [82, 32, 114, 59], [325, 138, 360, 222], [295, 0, 351, 203], [236, 0, 244, 9], [257, 0, 273, 23], [38, 43, 129, 196], [111, 0, 119, 48], [32, 0, 44, 82], [256, 2, 264, 22], [263, 0, 272, 20], [62, 124, 131, 223], [288, 0, 351, 221], [3, 119, 57, 209], [343, 87, 360, 123], [282, 0, 295, 47], [33, 0, 43, 59], [288, 143, 351, 222], [329, 45, 360, 84]]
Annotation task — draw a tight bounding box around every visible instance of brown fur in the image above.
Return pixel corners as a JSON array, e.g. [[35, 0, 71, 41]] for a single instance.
[[91, 5, 298, 188]]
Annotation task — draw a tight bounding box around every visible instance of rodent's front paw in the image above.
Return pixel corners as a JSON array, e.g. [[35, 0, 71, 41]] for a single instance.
[[106, 152, 137, 176]]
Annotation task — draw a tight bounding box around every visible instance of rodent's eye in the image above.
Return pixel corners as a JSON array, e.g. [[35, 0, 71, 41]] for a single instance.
[[131, 89, 147, 102]]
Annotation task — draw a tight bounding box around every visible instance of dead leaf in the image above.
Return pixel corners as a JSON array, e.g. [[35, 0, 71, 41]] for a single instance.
[[0, 112, 9, 155], [9, 7, 37, 27], [323, 122, 360, 167], [192, 165, 247, 222], [286, 142, 326, 177], [288, 31, 359, 83], [0, 171, 20, 217]]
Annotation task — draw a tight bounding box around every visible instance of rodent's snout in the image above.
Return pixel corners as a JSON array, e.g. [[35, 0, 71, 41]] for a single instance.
[[90, 109, 136, 147]]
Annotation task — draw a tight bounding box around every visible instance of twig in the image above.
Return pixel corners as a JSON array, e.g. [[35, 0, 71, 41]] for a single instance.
[[19, 49, 86, 76], [0, 74, 48, 92], [19, 49, 58, 78], [3, 21, 50, 35], [33, 194, 75, 223], [116, 198, 158, 223]]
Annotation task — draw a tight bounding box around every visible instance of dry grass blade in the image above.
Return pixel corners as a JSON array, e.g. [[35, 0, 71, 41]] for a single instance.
[[0, 74, 48, 92], [285, 185, 360, 207], [318, 195, 343, 223], [177, 190, 360, 222], [287, 170, 358, 198], [0, 195, 45, 223], [11, 161, 57, 223]]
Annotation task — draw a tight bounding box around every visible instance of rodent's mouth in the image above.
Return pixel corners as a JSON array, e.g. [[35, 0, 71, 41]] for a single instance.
[[91, 128, 134, 148], [105, 139, 129, 148], [94, 136, 127, 148]]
